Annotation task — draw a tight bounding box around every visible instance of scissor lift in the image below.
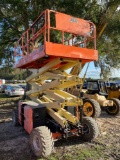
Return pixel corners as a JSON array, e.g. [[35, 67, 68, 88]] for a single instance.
[[13, 9, 99, 157]]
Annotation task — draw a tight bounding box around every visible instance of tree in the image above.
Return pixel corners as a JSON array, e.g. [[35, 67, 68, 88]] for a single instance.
[[95, 0, 120, 79], [0, 0, 119, 79]]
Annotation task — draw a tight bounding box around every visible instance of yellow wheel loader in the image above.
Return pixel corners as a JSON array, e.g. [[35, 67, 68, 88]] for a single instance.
[[82, 80, 120, 116]]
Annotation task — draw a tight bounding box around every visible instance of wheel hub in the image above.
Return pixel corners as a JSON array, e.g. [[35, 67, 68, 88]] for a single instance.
[[83, 124, 90, 135], [83, 102, 93, 116], [107, 104, 117, 113]]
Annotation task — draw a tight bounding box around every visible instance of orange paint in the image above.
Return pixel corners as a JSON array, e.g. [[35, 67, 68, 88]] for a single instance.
[[45, 42, 98, 61], [56, 13, 90, 36], [14, 9, 97, 69], [24, 106, 33, 134], [52, 129, 79, 140], [52, 132, 62, 140]]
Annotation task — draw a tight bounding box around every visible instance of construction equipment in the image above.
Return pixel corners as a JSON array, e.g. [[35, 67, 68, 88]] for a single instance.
[[12, 9, 99, 157], [67, 4, 119, 119], [82, 80, 120, 116], [68, 63, 101, 118], [107, 83, 120, 100]]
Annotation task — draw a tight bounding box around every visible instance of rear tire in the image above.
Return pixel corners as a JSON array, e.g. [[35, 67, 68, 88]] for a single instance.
[[12, 109, 19, 126], [83, 99, 101, 118], [82, 117, 99, 141], [106, 98, 120, 115], [30, 126, 54, 157]]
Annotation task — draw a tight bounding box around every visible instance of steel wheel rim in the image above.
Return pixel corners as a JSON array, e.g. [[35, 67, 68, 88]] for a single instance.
[[107, 103, 118, 113], [83, 102, 93, 116], [83, 123, 90, 135]]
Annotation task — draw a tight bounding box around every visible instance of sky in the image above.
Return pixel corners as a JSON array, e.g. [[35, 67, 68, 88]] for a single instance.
[[79, 62, 100, 79], [79, 62, 120, 79], [111, 68, 120, 78]]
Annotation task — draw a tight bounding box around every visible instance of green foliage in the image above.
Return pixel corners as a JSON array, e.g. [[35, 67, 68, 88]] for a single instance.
[[0, 93, 20, 101], [0, 0, 119, 80], [0, 68, 28, 80], [0, 93, 9, 100], [94, 0, 120, 79]]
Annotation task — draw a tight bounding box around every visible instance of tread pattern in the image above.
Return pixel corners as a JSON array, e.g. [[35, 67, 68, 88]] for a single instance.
[[82, 117, 99, 141], [30, 126, 54, 157], [106, 98, 120, 116], [83, 99, 101, 118]]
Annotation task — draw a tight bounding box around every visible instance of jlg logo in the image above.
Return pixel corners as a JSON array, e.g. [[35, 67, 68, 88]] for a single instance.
[[70, 18, 78, 23]]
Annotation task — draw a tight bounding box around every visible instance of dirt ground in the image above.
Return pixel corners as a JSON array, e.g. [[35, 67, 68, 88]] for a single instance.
[[0, 101, 120, 160]]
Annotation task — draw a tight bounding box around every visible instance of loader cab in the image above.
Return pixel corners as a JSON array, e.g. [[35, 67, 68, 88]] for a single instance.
[[87, 80, 108, 97]]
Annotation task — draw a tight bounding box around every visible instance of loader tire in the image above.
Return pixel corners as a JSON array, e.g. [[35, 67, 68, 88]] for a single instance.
[[30, 126, 54, 157], [12, 109, 19, 126], [83, 99, 101, 118], [106, 98, 120, 116], [82, 117, 99, 141]]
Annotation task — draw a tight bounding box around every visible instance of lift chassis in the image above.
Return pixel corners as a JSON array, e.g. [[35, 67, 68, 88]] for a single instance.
[[13, 9, 99, 157]]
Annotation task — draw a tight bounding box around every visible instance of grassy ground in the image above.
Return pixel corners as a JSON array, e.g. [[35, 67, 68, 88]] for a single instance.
[[0, 93, 20, 103], [0, 93, 9, 100], [45, 145, 107, 160], [0, 95, 120, 160]]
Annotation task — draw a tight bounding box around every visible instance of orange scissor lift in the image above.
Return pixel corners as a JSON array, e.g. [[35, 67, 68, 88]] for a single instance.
[[13, 9, 99, 157]]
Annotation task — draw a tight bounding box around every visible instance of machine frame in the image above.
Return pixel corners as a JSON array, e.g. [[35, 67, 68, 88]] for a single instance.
[[13, 9, 99, 157]]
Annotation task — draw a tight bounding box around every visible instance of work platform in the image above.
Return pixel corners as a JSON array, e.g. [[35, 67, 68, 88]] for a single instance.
[[13, 10, 99, 153], [14, 9, 98, 69]]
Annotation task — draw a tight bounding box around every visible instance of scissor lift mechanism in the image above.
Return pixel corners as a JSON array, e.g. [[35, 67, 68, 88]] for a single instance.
[[14, 9, 98, 157]]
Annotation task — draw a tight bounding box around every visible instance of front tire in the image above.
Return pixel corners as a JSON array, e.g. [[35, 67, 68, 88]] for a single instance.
[[83, 99, 101, 118], [82, 117, 99, 141], [30, 126, 54, 157], [106, 98, 120, 115]]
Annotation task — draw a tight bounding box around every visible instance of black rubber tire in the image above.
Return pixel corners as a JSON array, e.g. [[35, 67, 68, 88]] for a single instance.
[[30, 126, 54, 157], [106, 98, 120, 116], [82, 117, 99, 141], [83, 99, 101, 118], [12, 109, 19, 126]]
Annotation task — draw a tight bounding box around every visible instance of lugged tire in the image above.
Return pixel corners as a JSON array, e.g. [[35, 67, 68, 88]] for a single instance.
[[83, 99, 101, 118], [82, 117, 99, 141], [106, 98, 120, 116], [30, 126, 54, 157], [12, 109, 19, 126]]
